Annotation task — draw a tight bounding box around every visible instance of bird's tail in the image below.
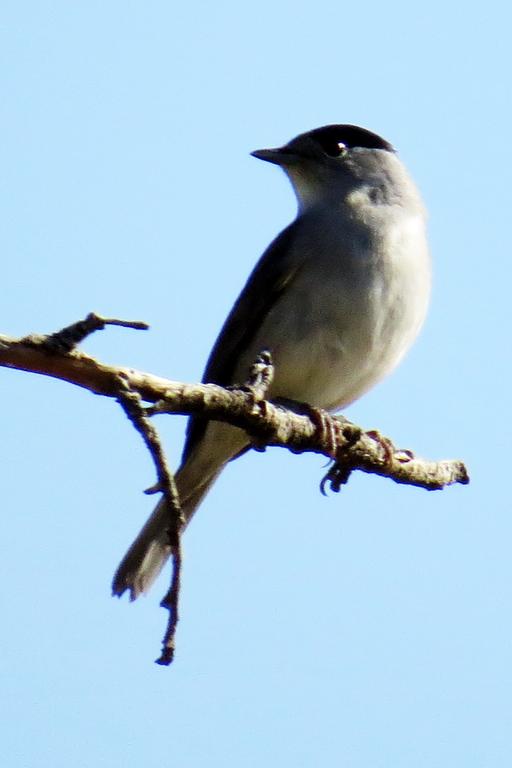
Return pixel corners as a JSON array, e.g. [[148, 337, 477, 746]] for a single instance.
[[112, 420, 249, 600], [111, 467, 219, 601]]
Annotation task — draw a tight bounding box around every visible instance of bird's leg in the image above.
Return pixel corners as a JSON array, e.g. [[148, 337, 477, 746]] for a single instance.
[[366, 429, 396, 464]]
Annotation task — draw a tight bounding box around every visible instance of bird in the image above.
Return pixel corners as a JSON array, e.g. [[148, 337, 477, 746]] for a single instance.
[[112, 124, 431, 600]]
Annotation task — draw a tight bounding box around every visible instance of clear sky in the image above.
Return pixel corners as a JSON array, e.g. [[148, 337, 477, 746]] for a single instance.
[[0, 2, 510, 766]]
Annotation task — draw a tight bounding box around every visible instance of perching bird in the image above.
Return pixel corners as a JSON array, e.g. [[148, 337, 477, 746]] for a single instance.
[[113, 124, 431, 600]]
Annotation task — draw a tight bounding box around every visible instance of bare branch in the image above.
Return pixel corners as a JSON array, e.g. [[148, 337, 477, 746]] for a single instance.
[[156, 544, 182, 666], [117, 378, 183, 532], [21, 312, 149, 354], [116, 376, 184, 665], [0, 326, 469, 491], [0, 316, 470, 665]]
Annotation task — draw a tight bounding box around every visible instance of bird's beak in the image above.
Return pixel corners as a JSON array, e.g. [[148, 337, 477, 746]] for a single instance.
[[251, 147, 293, 166]]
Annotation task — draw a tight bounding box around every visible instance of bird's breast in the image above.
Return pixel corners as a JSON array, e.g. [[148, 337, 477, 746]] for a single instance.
[[237, 207, 431, 411]]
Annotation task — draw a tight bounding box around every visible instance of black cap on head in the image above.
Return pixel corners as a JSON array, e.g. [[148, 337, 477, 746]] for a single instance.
[[302, 124, 394, 156]]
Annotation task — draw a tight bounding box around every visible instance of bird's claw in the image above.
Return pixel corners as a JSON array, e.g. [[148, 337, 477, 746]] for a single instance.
[[320, 461, 354, 495]]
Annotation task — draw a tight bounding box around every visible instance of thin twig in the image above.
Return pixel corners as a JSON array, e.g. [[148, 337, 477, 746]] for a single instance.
[[98, 316, 149, 331], [116, 375, 184, 665], [23, 312, 149, 353], [156, 543, 182, 666], [243, 349, 274, 399]]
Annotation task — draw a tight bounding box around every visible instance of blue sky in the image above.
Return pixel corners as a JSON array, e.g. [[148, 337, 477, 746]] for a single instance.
[[0, 2, 510, 766]]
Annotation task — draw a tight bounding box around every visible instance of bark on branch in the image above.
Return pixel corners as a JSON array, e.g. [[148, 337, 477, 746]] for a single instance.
[[0, 315, 470, 664], [0, 323, 469, 490]]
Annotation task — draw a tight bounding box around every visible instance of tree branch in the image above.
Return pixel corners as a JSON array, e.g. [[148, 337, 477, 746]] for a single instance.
[[0, 316, 470, 664], [116, 377, 184, 666], [0, 322, 469, 490]]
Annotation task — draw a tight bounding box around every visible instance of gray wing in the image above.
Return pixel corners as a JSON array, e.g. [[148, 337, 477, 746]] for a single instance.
[[182, 220, 303, 463]]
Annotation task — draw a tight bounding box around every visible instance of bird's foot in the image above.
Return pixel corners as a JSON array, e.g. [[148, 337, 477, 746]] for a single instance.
[[366, 430, 415, 465]]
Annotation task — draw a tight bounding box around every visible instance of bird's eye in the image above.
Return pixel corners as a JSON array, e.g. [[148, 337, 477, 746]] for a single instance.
[[316, 135, 348, 158]]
